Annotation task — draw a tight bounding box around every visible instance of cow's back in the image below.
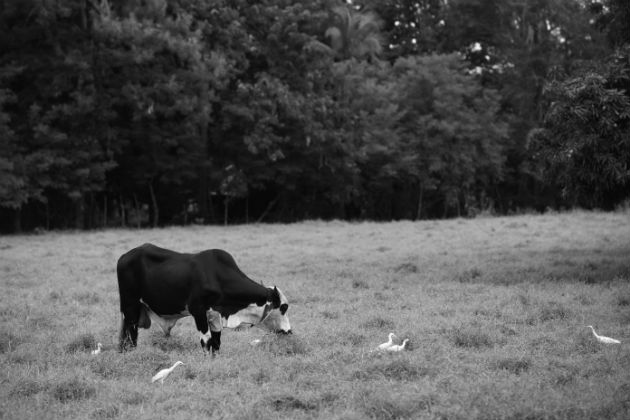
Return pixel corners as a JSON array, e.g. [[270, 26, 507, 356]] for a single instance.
[[117, 244, 180, 305]]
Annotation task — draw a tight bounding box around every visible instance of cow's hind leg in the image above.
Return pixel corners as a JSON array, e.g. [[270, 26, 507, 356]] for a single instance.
[[119, 303, 142, 352], [118, 285, 144, 352]]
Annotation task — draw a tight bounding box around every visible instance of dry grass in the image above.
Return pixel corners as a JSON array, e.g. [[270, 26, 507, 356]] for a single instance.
[[1, 210, 630, 419]]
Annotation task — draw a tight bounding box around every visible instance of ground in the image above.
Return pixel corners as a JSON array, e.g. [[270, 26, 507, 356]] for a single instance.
[[1, 211, 629, 420]]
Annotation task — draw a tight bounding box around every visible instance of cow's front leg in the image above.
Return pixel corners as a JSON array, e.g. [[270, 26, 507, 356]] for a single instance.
[[207, 310, 222, 356], [190, 304, 213, 353]]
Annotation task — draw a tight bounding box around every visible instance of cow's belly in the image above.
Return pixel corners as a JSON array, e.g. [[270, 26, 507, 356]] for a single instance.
[[140, 300, 189, 335]]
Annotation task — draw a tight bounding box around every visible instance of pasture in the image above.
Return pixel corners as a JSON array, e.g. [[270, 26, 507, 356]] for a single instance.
[[1, 211, 630, 420]]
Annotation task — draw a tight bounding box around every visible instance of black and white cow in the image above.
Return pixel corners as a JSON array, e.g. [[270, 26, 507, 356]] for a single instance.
[[116, 244, 291, 354]]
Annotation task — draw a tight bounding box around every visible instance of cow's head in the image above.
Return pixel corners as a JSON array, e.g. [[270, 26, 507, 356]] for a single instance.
[[260, 286, 291, 334], [223, 286, 291, 334]]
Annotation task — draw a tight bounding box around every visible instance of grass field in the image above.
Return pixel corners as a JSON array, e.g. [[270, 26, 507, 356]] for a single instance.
[[1, 211, 630, 420]]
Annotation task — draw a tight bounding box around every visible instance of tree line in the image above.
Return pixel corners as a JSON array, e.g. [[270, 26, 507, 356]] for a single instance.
[[1, 0, 628, 232]]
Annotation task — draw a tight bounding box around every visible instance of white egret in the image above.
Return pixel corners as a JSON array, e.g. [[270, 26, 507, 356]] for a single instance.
[[91, 342, 103, 355], [151, 361, 184, 384], [377, 333, 398, 350], [386, 339, 409, 352], [586, 325, 621, 344]]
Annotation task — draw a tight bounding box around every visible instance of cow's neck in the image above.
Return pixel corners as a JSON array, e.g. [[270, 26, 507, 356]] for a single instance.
[[227, 283, 272, 307]]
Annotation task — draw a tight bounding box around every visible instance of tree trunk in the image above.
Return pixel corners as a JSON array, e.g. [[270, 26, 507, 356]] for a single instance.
[[198, 165, 209, 223], [257, 196, 278, 223], [13, 206, 22, 233], [45, 201, 50, 230], [223, 196, 229, 226], [120, 195, 126, 227], [103, 194, 107, 227], [133, 194, 141, 228], [148, 181, 159, 227], [75, 195, 85, 230], [416, 184, 424, 221]]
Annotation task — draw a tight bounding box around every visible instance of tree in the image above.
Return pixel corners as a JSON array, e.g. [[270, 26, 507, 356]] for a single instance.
[[528, 49, 630, 209], [308, 3, 383, 61], [394, 54, 508, 217]]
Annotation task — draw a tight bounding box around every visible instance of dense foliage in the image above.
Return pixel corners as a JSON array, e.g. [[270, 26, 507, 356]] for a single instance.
[[0, 0, 628, 231]]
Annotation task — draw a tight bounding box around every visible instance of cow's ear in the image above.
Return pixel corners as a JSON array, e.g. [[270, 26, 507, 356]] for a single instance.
[[271, 286, 281, 308]]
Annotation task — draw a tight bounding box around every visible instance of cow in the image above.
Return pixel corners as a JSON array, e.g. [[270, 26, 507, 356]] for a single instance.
[[116, 243, 291, 354]]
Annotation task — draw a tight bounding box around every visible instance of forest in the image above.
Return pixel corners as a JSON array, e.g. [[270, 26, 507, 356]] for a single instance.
[[0, 0, 629, 231]]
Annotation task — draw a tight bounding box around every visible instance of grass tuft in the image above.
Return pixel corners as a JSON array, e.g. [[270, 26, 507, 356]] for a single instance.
[[10, 379, 44, 397], [321, 310, 339, 319], [65, 333, 96, 353], [456, 268, 483, 283], [150, 335, 188, 352], [0, 330, 22, 353], [255, 334, 308, 356], [50, 378, 96, 403], [90, 354, 126, 379], [617, 294, 630, 306], [358, 388, 433, 420], [352, 280, 369, 289], [493, 357, 531, 374], [572, 332, 601, 355], [354, 358, 431, 381], [451, 326, 494, 349], [539, 301, 569, 322], [119, 390, 146, 405], [252, 369, 270, 385], [360, 316, 395, 330], [394, 262, 418, 273], [268, 394, 318, 412], [91, 404, 120, 419], [74, 292, 101, 304]]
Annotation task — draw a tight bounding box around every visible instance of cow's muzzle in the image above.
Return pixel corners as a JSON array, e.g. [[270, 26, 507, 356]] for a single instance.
[[276, 329, 292, 335]]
